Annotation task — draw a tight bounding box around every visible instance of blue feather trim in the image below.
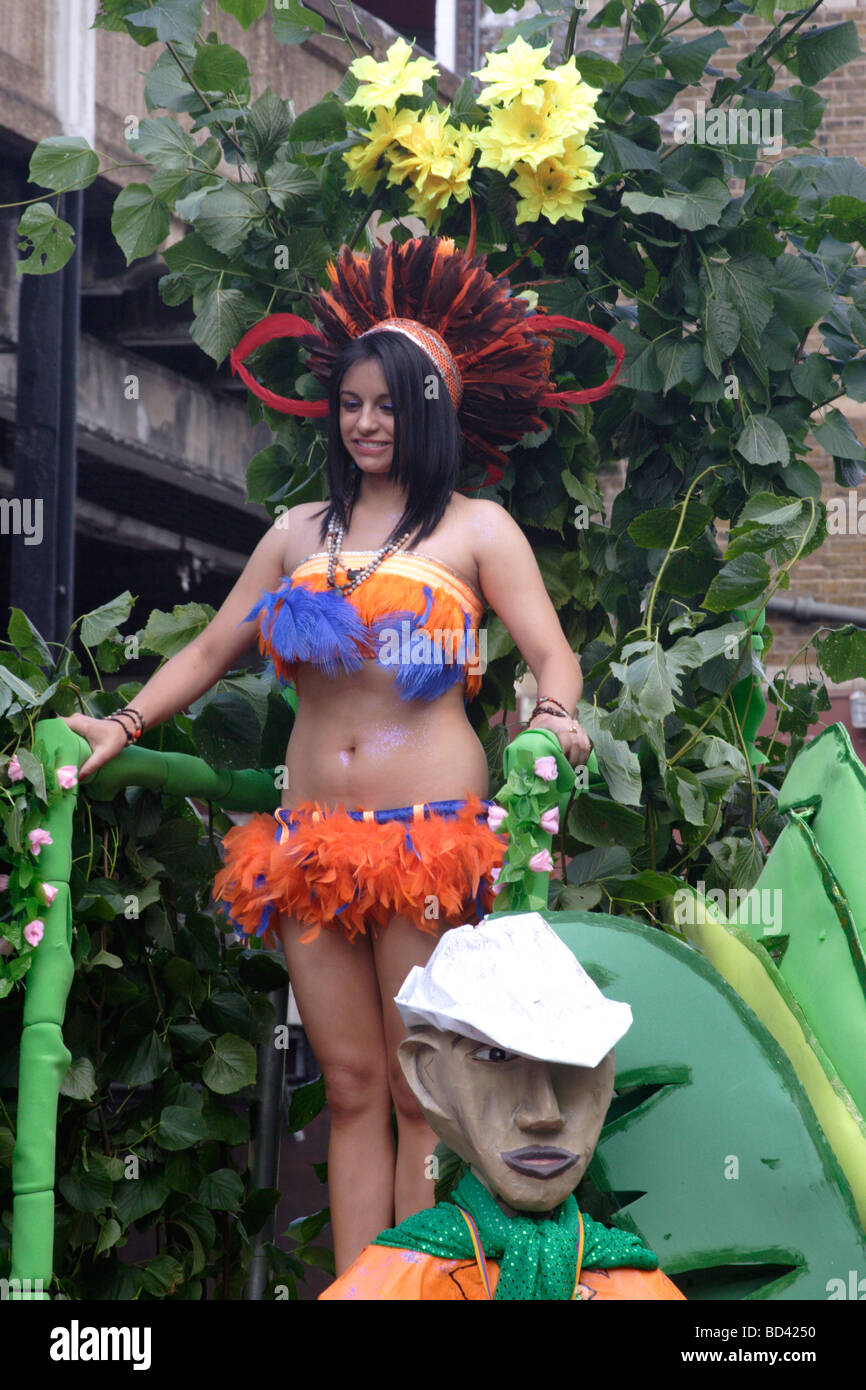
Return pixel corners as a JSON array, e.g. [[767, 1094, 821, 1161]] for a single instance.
[[249, 580, 370, 677], [370, 586, 466, 702]]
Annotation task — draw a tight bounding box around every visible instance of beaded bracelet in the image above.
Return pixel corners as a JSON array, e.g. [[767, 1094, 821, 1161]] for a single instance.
[[118, 706, 146, 734], [105, 714, 137, 744], [535, 695, 572, 717]]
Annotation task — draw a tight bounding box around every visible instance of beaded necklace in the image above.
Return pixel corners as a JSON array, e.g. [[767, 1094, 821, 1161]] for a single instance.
[[326, 517, 412, 596]]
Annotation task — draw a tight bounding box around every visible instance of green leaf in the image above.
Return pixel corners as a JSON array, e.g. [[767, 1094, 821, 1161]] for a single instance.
[[59, 1055, 97, 1101], [16, 203, 76, 275], [144, 45, 198, 111], [242, 87, 294, 168], [59, 1165, 113, 1214], [202, 1033, 257, 1094], [219, 0, 267, 27], [263, 161, 320, 211], [791, 353, 835, 403], [841, 358, 866, 402], [578, 706, 643, 807], [157, 1103, 208, 1150], [190, 283, 258, 364], [272, 0, 325, 43], [95, 1217, 123, 1256], [0, 663, 38, 705], [129, 115, 196, 170], [10, 745, 47, 798], [197, 1167, 244, 1210], [79, 591, 134, 648], [703, 553, 770, 612], [734, 415, 790, 466], [290, 97, 347, 145], [141, 600, 212, 658], [572, 52, 625, 87], [597, 130, 660, 173], [162, 229, 231, 277], [793, 21, 861, 86], [770, 254, 834, 336], [111, 183, 170, 264], [568, 794, 646, 849], [610, 641, 675, 720], [126, 0, 203, 45], [660, 30, 727, 85], [622, 178, 730, 231], [141, 1253, 185, 1295], [107, 1030, 171, 1086], [114, 1172, 171, 1225], [8, 608, 53, 664], [288, 1074, 326, 1132], [628, 501, 712, 549], [665, 766, 707, 825], [29, 136, 99, 192], [191, 43, 251, 95], [811, 408, 866, 461], [195, 183, 269, 254], [816, 625, 866, 682]]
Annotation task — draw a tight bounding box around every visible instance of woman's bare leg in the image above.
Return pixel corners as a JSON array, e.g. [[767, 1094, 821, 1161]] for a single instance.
[[277, 912, 395, 1273], [372, 914, 454, 1223]]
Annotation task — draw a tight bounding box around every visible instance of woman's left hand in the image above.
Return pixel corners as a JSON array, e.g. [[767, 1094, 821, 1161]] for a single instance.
[[527, 712, 593, 768]]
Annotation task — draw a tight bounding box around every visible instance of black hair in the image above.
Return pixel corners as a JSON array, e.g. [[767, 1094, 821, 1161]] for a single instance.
[[313, 331, 463, 548]]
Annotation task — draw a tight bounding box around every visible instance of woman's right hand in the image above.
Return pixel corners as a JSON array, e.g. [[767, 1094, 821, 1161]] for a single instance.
[[59, 714, 130, 782]]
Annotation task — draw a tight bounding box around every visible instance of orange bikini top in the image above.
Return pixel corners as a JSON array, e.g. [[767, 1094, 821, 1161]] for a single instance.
[[243, 550, 486, 702]]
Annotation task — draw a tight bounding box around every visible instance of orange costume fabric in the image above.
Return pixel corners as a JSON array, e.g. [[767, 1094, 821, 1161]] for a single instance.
[[320, 1244, 686, 1300], [212, 794, 506, 945]]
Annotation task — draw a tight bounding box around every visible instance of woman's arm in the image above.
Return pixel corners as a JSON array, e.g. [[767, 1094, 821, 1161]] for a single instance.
[[63, 514, 293, 777], [474, 500, 592, 766]]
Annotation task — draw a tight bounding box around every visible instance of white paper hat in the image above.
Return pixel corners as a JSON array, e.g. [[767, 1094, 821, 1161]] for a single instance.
[[395, 912, 632, 1068]]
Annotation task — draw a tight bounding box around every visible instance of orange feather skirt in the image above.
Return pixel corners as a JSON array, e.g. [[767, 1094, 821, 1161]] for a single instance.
[[212, 794, 508, 945]]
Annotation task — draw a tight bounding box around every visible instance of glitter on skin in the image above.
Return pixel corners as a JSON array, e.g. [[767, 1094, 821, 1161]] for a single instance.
[[369, 722, 413, 753]]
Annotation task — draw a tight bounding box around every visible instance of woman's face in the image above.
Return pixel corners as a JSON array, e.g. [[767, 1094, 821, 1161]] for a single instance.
[[339, 357, 395, 475]]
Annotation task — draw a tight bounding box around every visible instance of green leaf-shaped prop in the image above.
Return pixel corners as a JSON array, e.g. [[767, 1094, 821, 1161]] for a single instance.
[[550, 911, 866, 1299]]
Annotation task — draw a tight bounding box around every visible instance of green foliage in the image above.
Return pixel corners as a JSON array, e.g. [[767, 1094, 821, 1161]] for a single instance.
[[0, 599, 300, 1298]]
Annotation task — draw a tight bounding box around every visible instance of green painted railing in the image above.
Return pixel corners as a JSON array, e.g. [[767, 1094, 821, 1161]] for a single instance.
[[8, 717, 581, 1298]]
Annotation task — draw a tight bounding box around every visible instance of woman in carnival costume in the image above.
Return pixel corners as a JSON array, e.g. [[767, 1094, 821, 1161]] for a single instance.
[[62, 232, 622, 1272]]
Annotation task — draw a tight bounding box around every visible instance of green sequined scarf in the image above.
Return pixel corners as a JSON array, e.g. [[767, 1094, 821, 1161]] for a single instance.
[[373, 1170, 658, 1300]]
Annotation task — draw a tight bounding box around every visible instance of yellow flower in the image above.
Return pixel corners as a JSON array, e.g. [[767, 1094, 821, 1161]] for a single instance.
[[542, 60, 602, 139], [561, 137, 603, 184], [475, 94, 568, 174], [343, 107, 420, 194], [512, 154, 597, 225], [348, 36, 439, 115], [385, 106, 468, 192], [472, 36, 552, 110], [390, 117, 475, 231]]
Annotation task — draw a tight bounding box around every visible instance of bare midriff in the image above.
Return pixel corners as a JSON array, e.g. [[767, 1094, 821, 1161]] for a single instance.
[[282, 658, 489, 812]]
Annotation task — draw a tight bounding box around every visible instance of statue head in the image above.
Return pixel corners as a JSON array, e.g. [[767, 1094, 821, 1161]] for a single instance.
[[396, 914, 633, 1213]]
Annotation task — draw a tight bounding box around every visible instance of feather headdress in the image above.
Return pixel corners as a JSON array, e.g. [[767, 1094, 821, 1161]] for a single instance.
[[230, 232, 624, 484]]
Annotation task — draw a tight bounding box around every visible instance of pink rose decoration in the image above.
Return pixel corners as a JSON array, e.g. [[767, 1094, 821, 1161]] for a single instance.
[[540, 807, 560, 835], [40, 882, 58, 906], [528, 849, 555, 873], [56, 765, 79, 790], [533, 755, 558, 782], [28, 828, 53, 857], [489, 867, 501, 884], [8, 754, 24, 783], [487, 804, 508, 832], [491, 879, 504, 896], [24, 919, 45, 947], [0, 875, 8, 891]]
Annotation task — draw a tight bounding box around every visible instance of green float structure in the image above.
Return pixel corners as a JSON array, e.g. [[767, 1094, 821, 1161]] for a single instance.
[[6, 717, 866, 1297]]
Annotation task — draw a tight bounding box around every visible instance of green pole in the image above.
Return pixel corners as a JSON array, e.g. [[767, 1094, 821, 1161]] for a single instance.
[[9, 717, 282, 1298], [9, 720, 77, 1299]]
